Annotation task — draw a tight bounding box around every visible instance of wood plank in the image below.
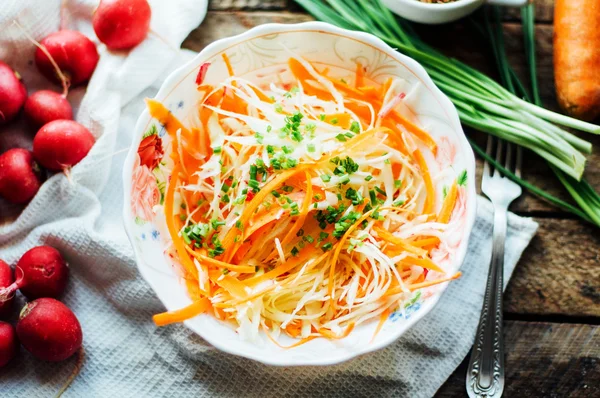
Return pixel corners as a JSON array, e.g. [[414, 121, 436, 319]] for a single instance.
[[504, 218, 600, 318], [503, 0, 554, 23], [208, 0, 289, 11], [436, 321, 600, 397], [182, 11, 313, 51]]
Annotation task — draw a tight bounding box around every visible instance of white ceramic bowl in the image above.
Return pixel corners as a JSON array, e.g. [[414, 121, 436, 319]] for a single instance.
[[383, 0, 527, 25], [123, 22, 477, 366]]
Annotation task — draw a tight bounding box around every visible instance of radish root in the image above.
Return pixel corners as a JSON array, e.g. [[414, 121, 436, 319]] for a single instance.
[[62, 166, 74, 185], [55, 347, 85, 398], [148, 29, 179, 53], [12, 20, 71, 97], [59, 0, 68, 31]]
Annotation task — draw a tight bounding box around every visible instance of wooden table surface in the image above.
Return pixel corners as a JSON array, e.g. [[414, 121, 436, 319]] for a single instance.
[[186, 1, 600, 396]]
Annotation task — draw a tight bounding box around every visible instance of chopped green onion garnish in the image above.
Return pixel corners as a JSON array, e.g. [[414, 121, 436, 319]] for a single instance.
[[374, 186, 387, 196]]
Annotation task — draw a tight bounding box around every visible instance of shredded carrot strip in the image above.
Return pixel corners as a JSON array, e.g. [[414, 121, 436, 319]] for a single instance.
[[327, 78, 366, 99], [209, 272, 249, 299], [400, 255, 444, 273], [245, 206, 284, 239], [164, 165, 199, 281], [374, 226, 428, 257], [262, 325, 318, 349], [186, 278, 203, 301], [324, 113, 352, 129], [359, 86, 379, 99], [185, 246, 256, 273], [411, 237, 440, 247], [328, 209, 375, 306], [385, 272, 462, 297], [279, 171, 313, 249], [355, 62, 364, 88], [370, 308, 391, 343], [153, 298, 211, 326], [438, 181, 458, 223], [246, 245, 319, 286], [222, 53, 234, 77], [319, 127, 389, 164], [249, 85, 275, 104], [407, 272, 461, 291], [390, 112, 438, 154]]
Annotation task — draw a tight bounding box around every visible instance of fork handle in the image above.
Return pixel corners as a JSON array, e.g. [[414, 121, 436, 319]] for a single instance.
[[466, 205, 507, 398]]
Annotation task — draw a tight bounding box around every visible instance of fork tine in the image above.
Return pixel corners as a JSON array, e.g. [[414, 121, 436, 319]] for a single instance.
[[493, 138, 504, 177], [483, 135, 494, 177], [515, 145, 522, 178]]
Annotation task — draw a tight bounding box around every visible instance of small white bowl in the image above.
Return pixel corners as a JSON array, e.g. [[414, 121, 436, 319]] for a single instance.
[[122, 22, 477, 366], [383, 0, 527, 25]]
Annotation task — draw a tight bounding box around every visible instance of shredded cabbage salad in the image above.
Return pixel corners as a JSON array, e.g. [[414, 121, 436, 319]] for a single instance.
[[148, 53, 464, 346]]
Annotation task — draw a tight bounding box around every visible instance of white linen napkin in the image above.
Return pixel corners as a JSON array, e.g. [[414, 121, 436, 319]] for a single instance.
[[0, 1, 538, 397]]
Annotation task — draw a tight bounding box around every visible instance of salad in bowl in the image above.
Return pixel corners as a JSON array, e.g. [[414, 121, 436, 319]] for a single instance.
[[123, 22, 476, 366]]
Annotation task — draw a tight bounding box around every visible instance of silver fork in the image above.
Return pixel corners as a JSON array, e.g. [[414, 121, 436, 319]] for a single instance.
[[466, 136, 522, 398]]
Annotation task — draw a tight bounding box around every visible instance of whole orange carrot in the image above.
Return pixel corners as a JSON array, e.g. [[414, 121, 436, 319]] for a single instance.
[[554, 0, 600, 121]]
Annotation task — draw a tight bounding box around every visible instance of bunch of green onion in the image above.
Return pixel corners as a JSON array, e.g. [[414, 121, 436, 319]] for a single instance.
[[471, 4, 600, 226], [295, 0, 600, 226]]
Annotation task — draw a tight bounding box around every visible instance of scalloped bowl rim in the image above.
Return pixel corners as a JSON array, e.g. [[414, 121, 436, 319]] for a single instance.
[[122, 21, 477, 366]]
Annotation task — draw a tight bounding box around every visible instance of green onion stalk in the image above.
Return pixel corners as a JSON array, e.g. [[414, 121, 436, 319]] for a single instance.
[[294, 0, 599, 183], [477, 4, 600, 227]]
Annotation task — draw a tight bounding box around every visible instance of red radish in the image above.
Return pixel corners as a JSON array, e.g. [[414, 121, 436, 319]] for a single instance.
[[24, 90, 73, 128], [0, 61, 27, 125], [0, 321, 18, 367], [35, 30, 99, 87], [33, 120, 95, 171], [17, 298, 82, 362], [0, 149, 43, 204], [0, 246, 68, 302], [93, 0, 152, 51], [0, 261, 13, 318]]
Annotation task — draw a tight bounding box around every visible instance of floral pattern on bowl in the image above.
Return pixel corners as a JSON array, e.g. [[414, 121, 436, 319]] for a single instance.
[[122, 22, 477, 366]]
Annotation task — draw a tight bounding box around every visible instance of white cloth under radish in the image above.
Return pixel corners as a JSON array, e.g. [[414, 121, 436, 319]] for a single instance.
[[0, 1, 537, 397]]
